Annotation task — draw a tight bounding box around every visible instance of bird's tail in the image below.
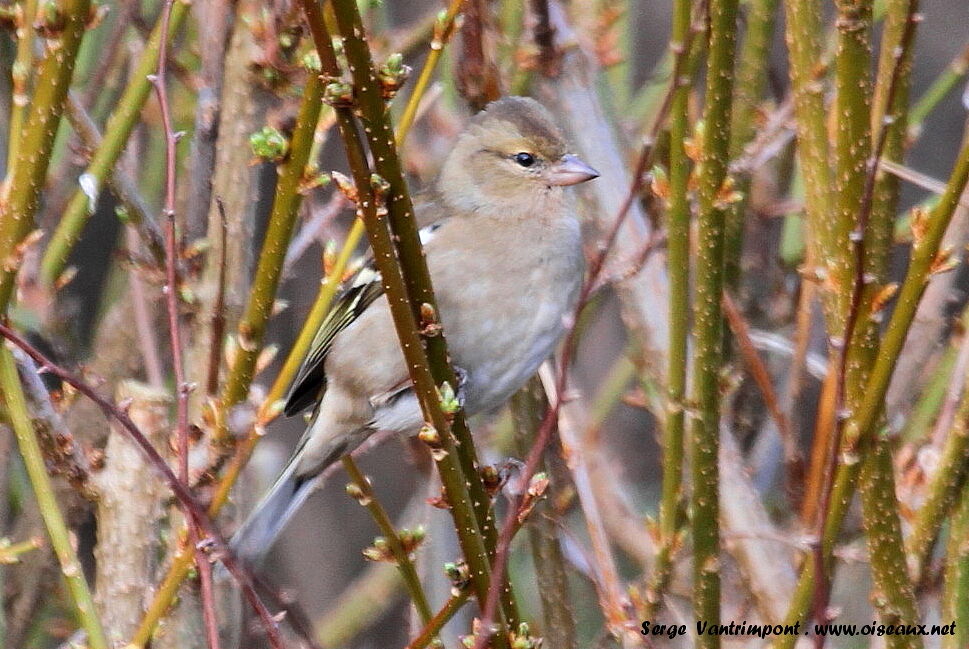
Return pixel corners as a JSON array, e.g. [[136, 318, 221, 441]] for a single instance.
[[229, 434, 350, 568], [229, 458, 313, 567]]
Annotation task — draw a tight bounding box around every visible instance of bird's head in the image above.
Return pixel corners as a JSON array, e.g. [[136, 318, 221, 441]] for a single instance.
[[435, 96, 599, 213]]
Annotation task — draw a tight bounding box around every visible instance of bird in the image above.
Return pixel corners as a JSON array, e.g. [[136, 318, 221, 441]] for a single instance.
[[231, 96, 599, 564]]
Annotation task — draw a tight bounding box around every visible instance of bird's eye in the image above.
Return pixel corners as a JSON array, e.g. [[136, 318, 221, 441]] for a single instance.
[[514, 152, 536, 168]]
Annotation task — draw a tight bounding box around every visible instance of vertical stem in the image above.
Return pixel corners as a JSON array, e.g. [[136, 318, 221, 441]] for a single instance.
[[781, 0, 832, 283], [215, 68, 325, 444], [0, 348, 109, 649], [654, 0, 692, 615], [943, 487, 969, 649], [858, 444, 921, 649], [38, 0, 191, 286], [5, 0, 38, 176], [723, 0, 779, 291], [0, 0, 92, 310], [691, 0, 739, 643], [300, 4, 510, 642]]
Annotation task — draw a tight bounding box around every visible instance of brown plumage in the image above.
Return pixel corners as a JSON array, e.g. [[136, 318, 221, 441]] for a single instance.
[[232, 96, 598, 564]]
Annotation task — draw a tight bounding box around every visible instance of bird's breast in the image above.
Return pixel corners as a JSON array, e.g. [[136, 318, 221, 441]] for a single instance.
[[430, 214, 584, 413]]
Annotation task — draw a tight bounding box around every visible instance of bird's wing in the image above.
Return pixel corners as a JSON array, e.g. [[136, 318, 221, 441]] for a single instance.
[[282, 209, 450, 417], [283, 265, 385, 416]]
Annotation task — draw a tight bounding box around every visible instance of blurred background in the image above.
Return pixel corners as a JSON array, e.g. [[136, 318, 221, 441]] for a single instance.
[[1, 0, 968, 648]]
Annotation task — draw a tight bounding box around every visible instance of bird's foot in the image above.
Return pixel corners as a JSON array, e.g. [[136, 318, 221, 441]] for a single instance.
[[452, 365, 469, 407]]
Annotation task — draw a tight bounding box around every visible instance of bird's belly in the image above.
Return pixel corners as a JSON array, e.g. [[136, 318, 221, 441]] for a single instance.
[[452, 265, 581, 414]]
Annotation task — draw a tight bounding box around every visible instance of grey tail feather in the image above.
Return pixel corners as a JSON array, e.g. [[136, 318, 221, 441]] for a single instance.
[[229, 459, 312, 568], [228, 439, 349, 569]]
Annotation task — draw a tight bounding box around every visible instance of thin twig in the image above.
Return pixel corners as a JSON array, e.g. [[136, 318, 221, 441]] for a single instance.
[[722, 293, 802, 490], [149, 0, 189, 488], [474, 127, 655, 647], [0, 348, 109, 649], [205, 199, 229, 396], [405, 589, 472, 649], [341, 456, 434, 624], [150, 4, 223, 646], [0, 323, 284, 649]]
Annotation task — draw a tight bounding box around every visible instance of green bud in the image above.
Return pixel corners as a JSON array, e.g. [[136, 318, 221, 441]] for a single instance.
[[40, 0, 65, 33], [323, 80, 354, 107], [249, 126, 288, 162], [302, 51, 322, 74], [384, 52, 404, 74]]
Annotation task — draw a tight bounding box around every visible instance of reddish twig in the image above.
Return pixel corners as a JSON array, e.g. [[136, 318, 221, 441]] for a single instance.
[[149, 6, 225, 647], [205, 199, 229, 396], [0, 326, 283, 648], [148, 0, 188, 485], [197, 545, 222, 649], [722, 292, 803, 502], [474, 138, 652, 647]]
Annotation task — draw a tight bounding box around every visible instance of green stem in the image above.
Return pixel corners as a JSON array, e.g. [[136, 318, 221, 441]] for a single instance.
[[843, 131, 969, 455], [301, 3, 511, 641], [215, 69, 324, 444], [38, 0, 190, 286], [724, 0, 779, 291], [943, 486, 969, 649], [656, 0, 691, 620], [0, 536, 41, 564], [691, 0, 739, 644], [859, 443, 922, 649], [830, 1, 923, 643], [330, 1, 506, 593], [396, 0, 464, 145], [405, 589, 472, 649], [0, 0, 92, 310], [781, 0, 832, 277], [0, 347, 108, 649], [5, 0, 38, 176], [909, 44, 969, 136], [341, 456, 434, 624], [906, 368, 969, 583]]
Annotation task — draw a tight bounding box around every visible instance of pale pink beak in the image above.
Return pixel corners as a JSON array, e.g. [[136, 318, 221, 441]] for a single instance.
[[547, 154, 600, 186]]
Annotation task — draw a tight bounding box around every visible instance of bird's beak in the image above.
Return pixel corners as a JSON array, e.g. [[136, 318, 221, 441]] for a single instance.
[[547, 154, 600, 186]]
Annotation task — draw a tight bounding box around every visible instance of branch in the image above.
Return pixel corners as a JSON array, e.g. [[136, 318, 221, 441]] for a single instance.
[[0, 0, 93, 310], [39, 0, 191, 286], [301, 2, 515, 641], [690, 0, 739, 643], [0, 347, 108, 649], [341, 456, 434, 624], [0, 324, 284, 649]]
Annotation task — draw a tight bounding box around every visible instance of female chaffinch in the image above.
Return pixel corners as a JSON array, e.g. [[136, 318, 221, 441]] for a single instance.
[[233, 96, 598, 563]]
